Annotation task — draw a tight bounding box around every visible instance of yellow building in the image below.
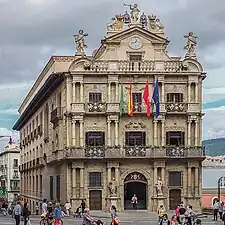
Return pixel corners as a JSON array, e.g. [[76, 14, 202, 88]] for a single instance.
[[13, 5, 206, 212]]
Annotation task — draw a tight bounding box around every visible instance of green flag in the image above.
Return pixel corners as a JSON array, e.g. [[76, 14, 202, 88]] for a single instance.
[[119, 83, 124, 117]]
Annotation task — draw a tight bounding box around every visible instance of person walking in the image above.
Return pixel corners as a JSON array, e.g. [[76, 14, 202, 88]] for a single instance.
[[22, 202, 31, 225], [35, 202, 39, 215], [54, 203, 62, 225], [64, 201, 71, 216], [81, 200, 86, 214], [13, 200, 22, 225], [219, 202, 224, 220], [110, 205, 120, 225], [213, 200, 220, 221], [131, 194, 138, 210]]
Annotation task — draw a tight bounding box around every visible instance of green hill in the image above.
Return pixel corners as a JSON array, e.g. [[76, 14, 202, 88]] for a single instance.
[[203, 138, 225, 156]]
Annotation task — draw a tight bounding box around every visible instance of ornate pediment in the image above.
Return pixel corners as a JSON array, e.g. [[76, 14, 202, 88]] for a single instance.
[[125, 121, 146, 130]]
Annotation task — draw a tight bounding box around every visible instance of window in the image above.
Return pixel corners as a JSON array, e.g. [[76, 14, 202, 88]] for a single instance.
[[167, 93, 183, 103], [50, 176, 54, 200], [13, 159, 18, 168], [85, 132, 105, 147], [13, 170, 19, 178], [89, 172, 102, 187], [129, 54, 142, 61], [166, 131, 185, 146], [125, 131, 146, 146], [133, 93, 142, 112], [56, 175, 60, 201], [169, 172, 182, 186], [89, 93, 102, 103]]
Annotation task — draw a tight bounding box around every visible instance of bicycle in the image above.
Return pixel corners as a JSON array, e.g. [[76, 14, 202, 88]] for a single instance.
[[40, 218, 63, 225]]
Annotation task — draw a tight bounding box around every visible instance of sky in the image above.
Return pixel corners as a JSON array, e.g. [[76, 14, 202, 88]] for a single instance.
[[0, 0, 225, 148]]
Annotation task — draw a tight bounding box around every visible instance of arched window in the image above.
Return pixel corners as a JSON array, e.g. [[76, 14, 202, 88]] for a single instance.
[[44, 104, 49, 138]]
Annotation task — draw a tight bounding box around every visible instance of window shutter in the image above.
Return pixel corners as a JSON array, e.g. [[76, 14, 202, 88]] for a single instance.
[[101, 132, 105, 146], [166, 132, 170, 145], [167, 93, 170, 102], [181, 132, 185, 145], [85, 132, 89, 146], [125, 132, 129, 146], [142, 132, 146, 146]]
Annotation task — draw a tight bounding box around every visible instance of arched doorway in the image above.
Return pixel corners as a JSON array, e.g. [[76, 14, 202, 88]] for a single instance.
[[124, 172, 147, 210]]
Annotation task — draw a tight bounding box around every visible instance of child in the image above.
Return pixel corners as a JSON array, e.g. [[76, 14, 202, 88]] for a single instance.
[[54, 203, 62, 225]]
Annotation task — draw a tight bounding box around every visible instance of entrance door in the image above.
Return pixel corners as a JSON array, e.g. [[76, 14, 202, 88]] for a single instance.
[[169, 189, 181, 210], [89, 190, 102, 210]]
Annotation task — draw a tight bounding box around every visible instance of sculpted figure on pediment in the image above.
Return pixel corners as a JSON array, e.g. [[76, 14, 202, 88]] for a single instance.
[[74, 30, 88, 55], [124, 3, 140, 23], [140, 12, 147, 28], [184, 32, 198, 58], [148, 14, 164, 33], [107, 17, 116, 31], [123, 11, 131, 25]]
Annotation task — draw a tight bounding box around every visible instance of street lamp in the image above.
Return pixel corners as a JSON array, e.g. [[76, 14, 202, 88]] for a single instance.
[[218, 177, 225, 202]]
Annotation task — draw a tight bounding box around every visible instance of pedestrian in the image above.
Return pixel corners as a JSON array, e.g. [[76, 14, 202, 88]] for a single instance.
[[41, 199, 47, 215], [159, 214, 170, 225], [131, 194, 138, 210], [213, 200, 219, 221], [219, 202, 224, 220], [171, 215, 179, 225], [54, 203, 62, 225], [13, 200, 22, 225], [178, 203, 186, 225], [35, 202, 39, 215], [196, 219, 201, 225], [64, 201, 71, 216], [157, 204, 166, 223], [81, 200, 86, 214], [22, 202, 31, 225], [83, 209, 94, 225], [110, 205, 120, 225]]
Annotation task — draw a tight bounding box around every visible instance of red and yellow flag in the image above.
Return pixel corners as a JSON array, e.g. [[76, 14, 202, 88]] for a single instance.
[[128, 80, 133, 116]]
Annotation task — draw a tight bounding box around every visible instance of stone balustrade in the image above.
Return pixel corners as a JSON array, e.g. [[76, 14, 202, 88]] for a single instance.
[[86, 102, 106, 113], [85, 60, 185, 72], [47, 146, 205, 162], [166, 102, 187, 113]]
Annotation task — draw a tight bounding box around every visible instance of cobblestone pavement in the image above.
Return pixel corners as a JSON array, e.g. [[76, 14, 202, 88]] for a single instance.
[[0, 211, 222, 225]]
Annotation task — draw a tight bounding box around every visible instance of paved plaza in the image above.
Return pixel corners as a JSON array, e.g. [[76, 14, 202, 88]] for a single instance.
[[0, 211, 222, 225]]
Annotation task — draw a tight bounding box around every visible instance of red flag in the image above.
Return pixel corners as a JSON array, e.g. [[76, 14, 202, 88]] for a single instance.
[[143, 80, 151, 117]]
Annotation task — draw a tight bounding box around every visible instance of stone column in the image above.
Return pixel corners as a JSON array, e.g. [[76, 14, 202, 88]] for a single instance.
[[66, 116, 70, 147], [115, 82, 119, 102], [195, 120, 198, 146], [188, 82, 191, 102], [108, 82, 111, 103], [107, 167, 111, 183], [66, 76, 72, 111], [187, 120, 191, 146], [195, 167, 199, 197], [154, 167, 157, 196], [195, 83, 198, 102], [107, 120, 111, 146], [80, 168, 84, 198], [72, 168, 76, 198], [161, 82, 165, 102], [161, 120, 165, 146], [199, 118, 202, 146], [72, 119, 76, 146], [115, 167, 119, 185], [79, 121, 84, 147], [188, 167, 192, 197], [115, 120, 119, 146], [80, 82, 84, 103], [72, 81, 76, 103], [153, 120, 158, 146], [161, 167, 165, 184]]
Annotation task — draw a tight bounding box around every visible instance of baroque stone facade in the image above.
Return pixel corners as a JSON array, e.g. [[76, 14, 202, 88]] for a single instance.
[[14, 5, 206, 212]]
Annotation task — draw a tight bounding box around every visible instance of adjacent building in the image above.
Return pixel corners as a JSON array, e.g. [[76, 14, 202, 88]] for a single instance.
[[13, 5, 206, 211], [0, 142, 20, 203]]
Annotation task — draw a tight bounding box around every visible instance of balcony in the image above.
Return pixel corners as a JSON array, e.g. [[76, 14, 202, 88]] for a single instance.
[[71, 103, 85, 114], [86, 102, 106, 114], [166, 102, 187, 113], [10, 186, 20, 191], [47, 146, 205, 162], [50, 107, 63, 124]]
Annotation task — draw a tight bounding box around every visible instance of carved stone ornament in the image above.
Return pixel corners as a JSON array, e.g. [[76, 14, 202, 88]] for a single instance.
[[87, 102, 106, 113], [155, 177, 163, 196], [124, 172, 147, 184], [84, 60, 91, 69], [108, 178, 117, 196], [124, 146, 146, 157], [125, 121, 146, 129], [166, 146, 185, 157], [184, 32, 198, 59], [85, 147, 105, 158], [166, 103, 187, 112], [165, 126, 185, 132]]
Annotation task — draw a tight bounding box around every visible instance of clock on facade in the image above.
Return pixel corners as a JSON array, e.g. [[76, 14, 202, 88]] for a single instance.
[[129, 37, 143, 50]]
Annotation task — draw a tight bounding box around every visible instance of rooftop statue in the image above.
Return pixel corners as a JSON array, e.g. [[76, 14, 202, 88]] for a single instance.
[[148, 14, 164, 33], [123, 11, 131, 25], [73, 29, 88, 56], [124, 3, 140, 23], [184, 32, 198, 59], [140, 12, 147, 28]]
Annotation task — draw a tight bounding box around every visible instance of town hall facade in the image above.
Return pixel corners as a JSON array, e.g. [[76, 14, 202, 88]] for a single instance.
[[14, 4, 206, 212]]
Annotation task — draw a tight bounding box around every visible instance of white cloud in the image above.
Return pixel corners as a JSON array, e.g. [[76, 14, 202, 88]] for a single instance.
[[203, 106, 225, 140]]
